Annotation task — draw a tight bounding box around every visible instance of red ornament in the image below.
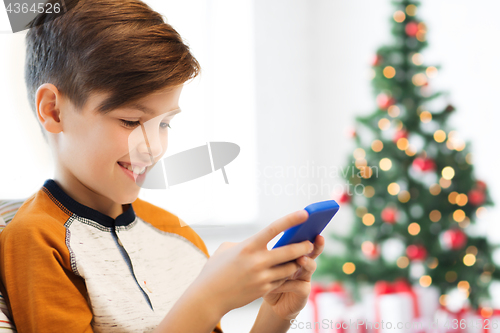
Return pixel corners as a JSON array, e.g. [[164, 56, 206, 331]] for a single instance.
[[442, 229, 467, 250], [377, 93, 396, 110], [372, 54, 383, 66], [412, 157, 436, 172], [468, 189, 486, 206], [393, 130, 408, 143], [445, 104, 455, 113], [347, 128, 357, 138], [405, 22, 419, 37], [338, 191, 351, 204], [362, 241, 380, 260], [475, 180, 487, 191], [406, 244, 427, 261], [381, 207, 398, 224]]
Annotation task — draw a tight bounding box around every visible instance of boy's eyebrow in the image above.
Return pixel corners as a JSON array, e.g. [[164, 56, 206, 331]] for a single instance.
[[127, 103, 182, 115]]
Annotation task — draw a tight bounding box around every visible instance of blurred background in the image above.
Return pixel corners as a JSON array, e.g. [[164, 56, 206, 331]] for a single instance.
[[1, 0, 498, 331]]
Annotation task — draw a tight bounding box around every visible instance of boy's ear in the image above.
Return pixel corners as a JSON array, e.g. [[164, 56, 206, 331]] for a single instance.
[[35, 83, 64, 134]]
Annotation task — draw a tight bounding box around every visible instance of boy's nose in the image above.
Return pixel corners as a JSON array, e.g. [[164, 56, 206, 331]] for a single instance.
[[143, 128, 165, 159], [127, 122, 167, 166]]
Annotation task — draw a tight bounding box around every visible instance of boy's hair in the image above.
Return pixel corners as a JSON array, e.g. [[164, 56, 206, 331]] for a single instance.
[[25, 0, 200, 137]]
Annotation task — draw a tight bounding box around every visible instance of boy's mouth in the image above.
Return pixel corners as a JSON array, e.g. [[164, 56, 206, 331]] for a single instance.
[[117, 162, 147, 175]]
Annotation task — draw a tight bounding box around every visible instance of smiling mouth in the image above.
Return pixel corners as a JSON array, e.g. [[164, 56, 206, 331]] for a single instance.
[[117, 162, 147, 175]]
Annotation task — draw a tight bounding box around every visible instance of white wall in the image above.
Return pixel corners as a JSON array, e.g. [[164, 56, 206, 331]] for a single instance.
[[252, 0, 394, 239]]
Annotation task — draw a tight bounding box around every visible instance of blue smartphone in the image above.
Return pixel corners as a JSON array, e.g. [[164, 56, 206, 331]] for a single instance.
[[272, 200, 340, 249]]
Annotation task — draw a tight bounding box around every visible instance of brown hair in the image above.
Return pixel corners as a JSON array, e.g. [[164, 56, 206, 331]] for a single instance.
[[25, 0, 200, 133]]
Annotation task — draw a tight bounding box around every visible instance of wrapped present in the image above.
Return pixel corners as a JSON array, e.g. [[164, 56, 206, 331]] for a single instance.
[[434, 288, 472, 333], [297, 282, 350, 333], [413, 284, 440, 330], [373, 279, 421, 333], [343, 303, 369, 333], [467, 308, 500, 333], [434, 305, 471, 333]]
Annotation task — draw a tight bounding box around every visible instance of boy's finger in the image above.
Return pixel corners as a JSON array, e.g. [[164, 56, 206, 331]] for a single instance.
[[268, 261, 301, 282], [267, 279, 310, 297], [251, 210, 309, 249], [292, 255, 317, 282], [307, 235, 325, 260], [268, 240, 313, 266]]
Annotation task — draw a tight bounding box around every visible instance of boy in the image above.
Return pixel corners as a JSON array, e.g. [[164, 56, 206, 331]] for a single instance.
[[0, 0, 325, 332]]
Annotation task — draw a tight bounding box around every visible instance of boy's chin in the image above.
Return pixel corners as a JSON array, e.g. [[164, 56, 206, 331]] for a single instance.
[[115, 186, 141, 205]]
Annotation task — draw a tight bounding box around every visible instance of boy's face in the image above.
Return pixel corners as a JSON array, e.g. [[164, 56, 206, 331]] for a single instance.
[[45, 85, 183, 215]]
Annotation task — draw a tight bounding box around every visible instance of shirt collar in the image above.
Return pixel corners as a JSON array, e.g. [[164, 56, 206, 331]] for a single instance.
[[43, 179, 136, 228]]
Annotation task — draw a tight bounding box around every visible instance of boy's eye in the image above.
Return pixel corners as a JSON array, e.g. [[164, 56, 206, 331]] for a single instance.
[[120, 119, 141, 128], [120, 119, 171, 129]]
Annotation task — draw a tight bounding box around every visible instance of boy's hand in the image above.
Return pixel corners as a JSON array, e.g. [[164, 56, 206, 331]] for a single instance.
[[263, 233, 325, 320], [188, 210, 314, 317]]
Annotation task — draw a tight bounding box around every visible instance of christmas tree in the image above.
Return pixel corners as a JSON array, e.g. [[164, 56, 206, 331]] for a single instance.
[[317, 0, 495, 309]]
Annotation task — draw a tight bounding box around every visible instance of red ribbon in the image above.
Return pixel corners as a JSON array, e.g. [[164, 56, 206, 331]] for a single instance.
[[309, 283, 347, 333], [374, 279, 420, 333]]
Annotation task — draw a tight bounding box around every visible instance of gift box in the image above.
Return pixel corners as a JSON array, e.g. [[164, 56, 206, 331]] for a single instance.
[[433, 288, 473, 333], [343, 303, 369, 333], [295, 282, 350, 333], [434, 305, 472, 333], [413, 284, 440, 332], [467, 308, 500, 333], [373, 279, 421, 333]]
